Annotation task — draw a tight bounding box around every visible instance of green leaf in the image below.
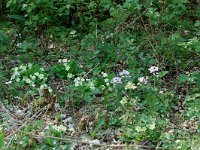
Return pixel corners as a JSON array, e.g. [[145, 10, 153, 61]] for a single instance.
[[157, 71, 168, 78], [96, 118, 105, 130], [6, 15, 25, 22], [0, 30, 9, 44], [0, 132, 4, 149], [178, 74, 188, 84]]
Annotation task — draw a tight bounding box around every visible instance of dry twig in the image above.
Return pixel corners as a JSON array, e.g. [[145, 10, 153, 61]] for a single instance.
[[32, 134, 162, 149]]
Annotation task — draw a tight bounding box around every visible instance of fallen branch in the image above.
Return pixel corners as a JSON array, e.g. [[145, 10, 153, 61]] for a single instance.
[[5, 105, 48, 139]]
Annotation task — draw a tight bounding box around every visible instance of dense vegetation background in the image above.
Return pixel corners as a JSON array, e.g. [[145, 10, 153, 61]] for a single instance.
[[0, 0, 200, 149]]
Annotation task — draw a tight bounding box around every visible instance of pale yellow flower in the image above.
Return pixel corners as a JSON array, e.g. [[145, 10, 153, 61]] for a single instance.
[[135, 126, 146, 132], [125, 82, 137, 90]]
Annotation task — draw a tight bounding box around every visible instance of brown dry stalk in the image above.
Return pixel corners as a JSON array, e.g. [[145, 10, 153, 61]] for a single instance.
[[32, 134, 162, 149]]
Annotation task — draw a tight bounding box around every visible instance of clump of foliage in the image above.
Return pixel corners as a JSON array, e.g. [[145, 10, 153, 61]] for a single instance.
[[0, 0, 200, 149]]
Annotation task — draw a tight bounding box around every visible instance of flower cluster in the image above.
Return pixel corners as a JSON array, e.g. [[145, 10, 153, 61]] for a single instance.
[[74, 77, 95, 90], [148, 66, 159, 73], [58, 58, 75, 79], [135, 126, 147, 132], [74, 77, 85, 86], [135, 123, 155, 132], [125, 82, 137, 90], [10, 64, 32, 81], [45, 124, 67, 132], [8, 64, 46, 85], [138, 76, 149, 84], [111, 77, 122, 84], [120, 96, 128, 105], [111, 70, 131, 85], [101, 72, 108, 78], [58, 59, 71, 71], [99, 72, 110, 90], [119, 70, 131, 78], [7, 64, 52, 93]]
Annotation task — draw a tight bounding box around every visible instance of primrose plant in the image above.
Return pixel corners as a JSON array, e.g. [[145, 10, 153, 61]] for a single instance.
[[7, 63, 52, 95], [54, 58, 82, 80]]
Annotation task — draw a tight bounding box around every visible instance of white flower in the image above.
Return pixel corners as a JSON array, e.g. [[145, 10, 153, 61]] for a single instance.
[[34, 72, 40, 76], [159, 91, 163, 94], [90, 139, 100, 146], [101, 72, 108, 77], [12, 67, 18, 72], [57, 125, 67, 132], [62, 59, 69, 63], [70, 30, 76, 35], [64, 64, 70, 71], [19, 141, 23, 145], [39, 132, 45, 135], [81, 78, 85, 82], [176, 139, 181, 143], [40, 68, 44, 71], [120, 97, 128, 105], [138, 76, 148, 84], [111, 77, 122, 84], [75, 82, 80, 87], [74, 77, 80, 81], [25, 78, 32, 84], [48, 88, 53, 93], [19, 65, 26, 71], [104, 78, 109, 83], [148, 66, 159, 73], [149, 123, 155, 130], [125, 82, 137, 90], [106, 83, 110, 86], [30, 75, 36, 80], [48, 44, 54, 49], [40, 84, 47, 89], [5, 81, 12, 84], [53, 140, 57, 145], [28, 63, 32, 68], [135, 126, 146, 132], [11, 71, 20, 80], [74, 77, 83, 86], [119, 70, 130, 77], [67, 73, 73, 78], [16, 43, 22, 47], [16, 78, 20, 82], [88, 81, 95, 90], [38, 74, 44, 80], [86, 79, 90, 82]]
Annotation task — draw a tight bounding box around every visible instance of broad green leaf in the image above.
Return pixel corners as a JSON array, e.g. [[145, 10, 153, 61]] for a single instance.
[[178, 74, 188, 84], [6, 15, 25, 22]]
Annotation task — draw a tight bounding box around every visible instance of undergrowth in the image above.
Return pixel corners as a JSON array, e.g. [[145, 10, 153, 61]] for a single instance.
[[0, 0, 200, 149]]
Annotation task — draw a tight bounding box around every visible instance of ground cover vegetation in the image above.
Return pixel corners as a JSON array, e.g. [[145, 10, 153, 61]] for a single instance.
[[0, 0, 200, 149]]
